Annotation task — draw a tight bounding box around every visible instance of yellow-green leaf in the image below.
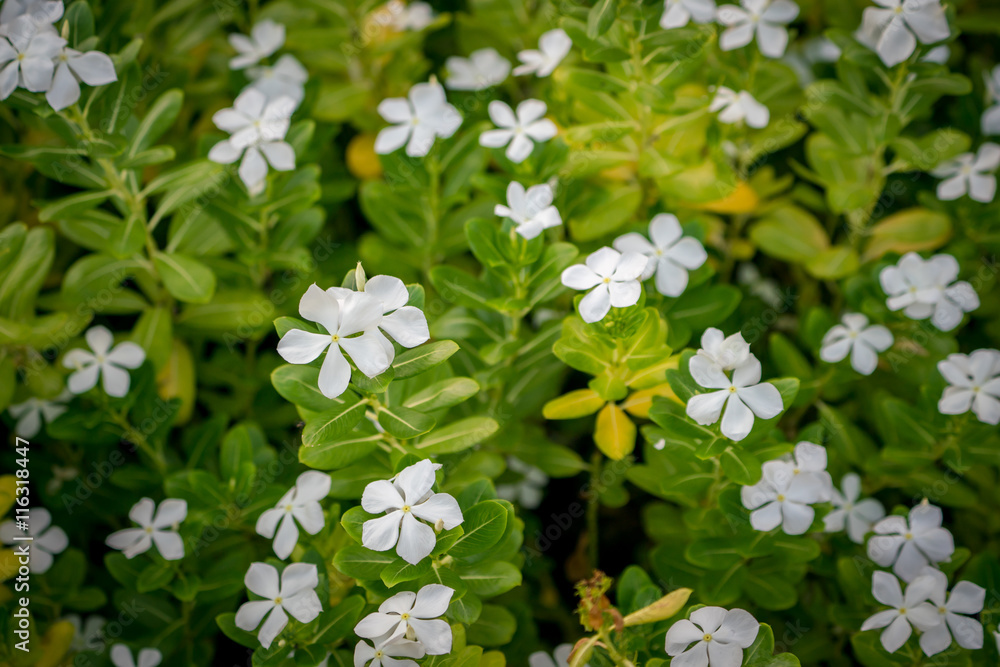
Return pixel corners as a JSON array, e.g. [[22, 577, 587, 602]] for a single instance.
[[593, 403, 636, 460], [543, 389, 606, 420]]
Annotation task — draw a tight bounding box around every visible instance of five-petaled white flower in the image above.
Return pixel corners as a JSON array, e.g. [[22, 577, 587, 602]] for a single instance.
[[687, 353, 783, 441], [276, 284, 391, 399], [228, 19, 284, 70], [741, 454, 825, 535], [495, 181, 562, 240], [879, 252, 979, 332], [717, 0, 799, 58], [661, 0, 717, 29], [709, 87, 769, 128], [983, 66, 1000, 136], [497, 457, 549, 510], [932, 143, 1000, 203], [235, 562, 323, 649], [529, 644, 586, 667], [66, 614, 106, 653], [480, 99, 557, 163], [937, 349, 1000, 425], [613, 214, 707, 297], [63, 326, 145, 398], [823, 473, 886, 544], [374, 80, 462, 158], [0, 507, 67, 572], [7, 389, 70, 437], [361, 459, 463, 565], [208, 88, 296, 195], [247, 54, 308, 107], [327, 274, 430, 351], [0, 16, 65, 99], [354, 633, 425, 667], [106, 497, 187, 560], [856, 0, 950, 68], [696, 328, 751, 371], [560, 247, 647, 324], [861, 571, 940, 654], [868, 501, 955, 582], [110, 645, 161, 667], [665, 606, 760, 667], [917, 567, 985, 656], [46, 46, 116, 111], [354, 584, 455, 655], [820, 313, 894, 375], [256, 471, 331, 560], [385, 0, 435, 31], [445, 48, 511, 90], [513, 28, 571, 77], [0, 0, 64, 26]]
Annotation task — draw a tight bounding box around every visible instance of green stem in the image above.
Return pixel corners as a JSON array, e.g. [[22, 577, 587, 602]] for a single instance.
[[587, 450, 602, 570]]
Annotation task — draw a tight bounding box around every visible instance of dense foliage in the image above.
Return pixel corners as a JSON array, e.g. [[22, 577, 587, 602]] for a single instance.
[[1, 0, 999, 666]]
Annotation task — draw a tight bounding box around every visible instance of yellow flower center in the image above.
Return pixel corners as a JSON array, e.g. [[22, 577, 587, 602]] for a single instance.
[[703, 633, 713, 642], [331, 334, 340, 342], [274, 596, 283, 604], [400, 613, 410, 620], [904, 532, 913, 540], [285, 504, 294, 512], [401, 505, 411, 512], [776, 494, 786, 502], [602, 277, 611, 284]]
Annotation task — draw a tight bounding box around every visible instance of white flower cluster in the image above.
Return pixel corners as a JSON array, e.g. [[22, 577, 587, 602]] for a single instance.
[[0, 0, 116, 109], [741, 442, 833, 534], [879, 252, 979, 332], [276, 274, 430, 399], [686, 328, 782, 441], [937, 348, 1000, 425], [209, 19, 307, 195], [354, 583, 455, 666]]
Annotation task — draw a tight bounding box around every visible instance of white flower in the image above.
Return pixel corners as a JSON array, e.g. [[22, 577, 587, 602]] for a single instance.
[[737, 263, 785, 308], [932, 143, 1000, 203], [709, 87, 769, 128], [613, 214, 707, 297], [256, 471, 331, 560], [879, 252, 980, 332], [741, 459, 824, 535], [0, 17, 65, 98], [228, 19, 284, 70], [110, 645, 161, 667], [374, 80, 461, 158], [208, 88, 296, 195], [354, 584, 455, 655], [560, 247, 647, 324], [45, 46, 116, 111], [937, 349, 1000, 425], [823, 473, 886, 544], [820, 313, 894, 375], [327, 274, 430, 350], [0, 0, 63, 26], [856, 0, 950, 68], [360, 459, 463, 565], [686, 354, 783, 441], [62, 326, 145, 398], [868, 501, 955, 582], [513, 28, 571, 77], [235, 562, 323, 649], [983, 66, 1000, 136], [0, 507, 67, 572], [65, 614, 105, 652], [529, 644, 586, 667], [665, 606, 760, 667], [917, 567, 985, 656], [354, 633, 425, 667], [247, 54, 308, 107], [386, 0, 435, 31], [497, 457, 548, 510], [445, 48, 510, 90], [696, 328, 751, 371], [661, 0, 717, 29], [7, 389, 70, 437], [717, 0, 799, 58], [276, 284, 391, 399], [861, 571, 941, 653], [480, 99, 557, 163], [105, 498, 187, 561], [495, 181, 562, 240]]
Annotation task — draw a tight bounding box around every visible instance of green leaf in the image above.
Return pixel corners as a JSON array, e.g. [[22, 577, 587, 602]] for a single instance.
[[381, 558, 432, 587], [128, 89, 183, 158], [404, 377, 480, 411], [466, 605, 516, 646], [217, 613, 259, 649], [271, 364, 341, 412], [38, 189, 112, 223], [750, 205, 829, 262], [377, 404, 436, 439], [332, 545, 395, 579], [448, 500, 508, 558], [805, 245, 859, 279], [587, 0, 618, 38], [862, 208, 952, 261], [415, 417, 499, 454], [392, 341, 459, 379], [457, 561, 522, 598], [301, 395, 367, 447], [299, 421, 382, 470], [720, 446, 760, 485], [430, 266, 496, 308], [153, 251, 216, 304]]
